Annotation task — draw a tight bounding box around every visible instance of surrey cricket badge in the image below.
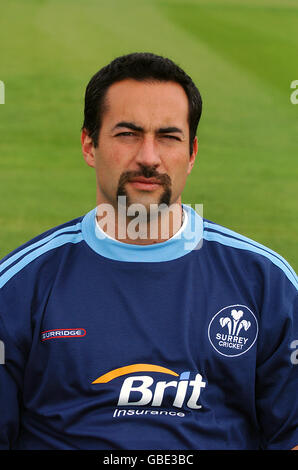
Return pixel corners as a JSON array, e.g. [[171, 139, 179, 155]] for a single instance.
[[208, 304, 258, 357]]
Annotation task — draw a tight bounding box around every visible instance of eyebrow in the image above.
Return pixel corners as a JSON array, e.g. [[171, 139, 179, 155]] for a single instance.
[[112, 121, 184, 135]]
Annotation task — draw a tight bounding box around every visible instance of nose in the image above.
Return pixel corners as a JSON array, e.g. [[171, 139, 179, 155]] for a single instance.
[[135, 135, 161, 168]]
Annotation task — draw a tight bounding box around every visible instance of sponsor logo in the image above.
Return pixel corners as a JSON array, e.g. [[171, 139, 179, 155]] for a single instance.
[[41, 328, 86, 341], [92, 363, 207, 418], [208, 304, 258, 357]]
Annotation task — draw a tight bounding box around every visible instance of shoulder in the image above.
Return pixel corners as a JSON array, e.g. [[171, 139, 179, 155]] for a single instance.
[[202, 218, 297, 291], [0, 214, 85, 290]]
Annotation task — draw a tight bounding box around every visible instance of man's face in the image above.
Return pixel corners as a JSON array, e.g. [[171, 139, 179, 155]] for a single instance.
[[82, 79, 198, 212]]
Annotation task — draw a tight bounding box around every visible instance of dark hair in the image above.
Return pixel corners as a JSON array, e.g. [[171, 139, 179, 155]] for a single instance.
[[82, 52, 202, 154]]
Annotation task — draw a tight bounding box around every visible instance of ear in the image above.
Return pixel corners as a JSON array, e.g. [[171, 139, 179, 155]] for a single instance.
[[81, 129, 96, 168], [187, 136, 198, 175]]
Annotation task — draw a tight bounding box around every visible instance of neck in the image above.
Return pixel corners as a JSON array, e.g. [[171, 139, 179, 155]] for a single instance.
[[96, 201, 184, 245]]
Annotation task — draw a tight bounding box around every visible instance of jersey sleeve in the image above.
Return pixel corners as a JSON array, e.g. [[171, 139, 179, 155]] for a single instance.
[[0, 253, 39, 449], [0, 312, 27, 449], [255, 263, 298, 450]]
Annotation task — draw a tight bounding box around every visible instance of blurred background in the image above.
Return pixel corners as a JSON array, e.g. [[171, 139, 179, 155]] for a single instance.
[[0, 0, 297, 269]]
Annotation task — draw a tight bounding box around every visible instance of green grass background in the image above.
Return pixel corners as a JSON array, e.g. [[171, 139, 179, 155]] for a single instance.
[[0, 0, 297, 270]]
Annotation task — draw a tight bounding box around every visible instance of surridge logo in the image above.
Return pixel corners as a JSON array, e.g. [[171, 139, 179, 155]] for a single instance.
[[41, 328, 86, 341], [208, 304, 258, 357], [92, 364, 207, 417]]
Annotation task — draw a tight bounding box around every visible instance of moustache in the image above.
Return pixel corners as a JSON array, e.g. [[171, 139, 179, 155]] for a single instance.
[[118, 168, 171, 187]]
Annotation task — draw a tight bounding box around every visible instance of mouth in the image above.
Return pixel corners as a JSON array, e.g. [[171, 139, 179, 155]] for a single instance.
[[128, 177, 163, 191]]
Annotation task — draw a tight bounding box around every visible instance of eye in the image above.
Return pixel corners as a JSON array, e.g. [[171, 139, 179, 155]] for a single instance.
[[115, 132, 136, 137], [162, 135, 181, 141]]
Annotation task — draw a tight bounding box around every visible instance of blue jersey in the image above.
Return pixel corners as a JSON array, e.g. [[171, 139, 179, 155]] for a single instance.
[[0, 204, 297, 450]]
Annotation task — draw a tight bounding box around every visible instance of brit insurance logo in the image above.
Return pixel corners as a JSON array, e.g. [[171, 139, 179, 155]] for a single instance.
[[208, 304, 258, 357], [92, 364, 207, 419]]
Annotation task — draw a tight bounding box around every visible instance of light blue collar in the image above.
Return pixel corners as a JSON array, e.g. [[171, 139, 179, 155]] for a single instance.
[[81, 204, 203, 262]]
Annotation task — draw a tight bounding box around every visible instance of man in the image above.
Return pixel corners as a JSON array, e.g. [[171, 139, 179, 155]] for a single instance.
[[0, 53, 297, 450]]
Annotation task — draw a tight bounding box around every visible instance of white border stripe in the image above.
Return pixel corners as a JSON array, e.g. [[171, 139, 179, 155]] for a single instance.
[[204, 231, 298, 290], [0, 233, 83, 289], [205, 221, 297, 279], [0, 223, 81, 274]]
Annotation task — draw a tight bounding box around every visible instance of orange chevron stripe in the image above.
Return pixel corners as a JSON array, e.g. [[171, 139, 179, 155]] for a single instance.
[[92, 364, 179, 384]]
